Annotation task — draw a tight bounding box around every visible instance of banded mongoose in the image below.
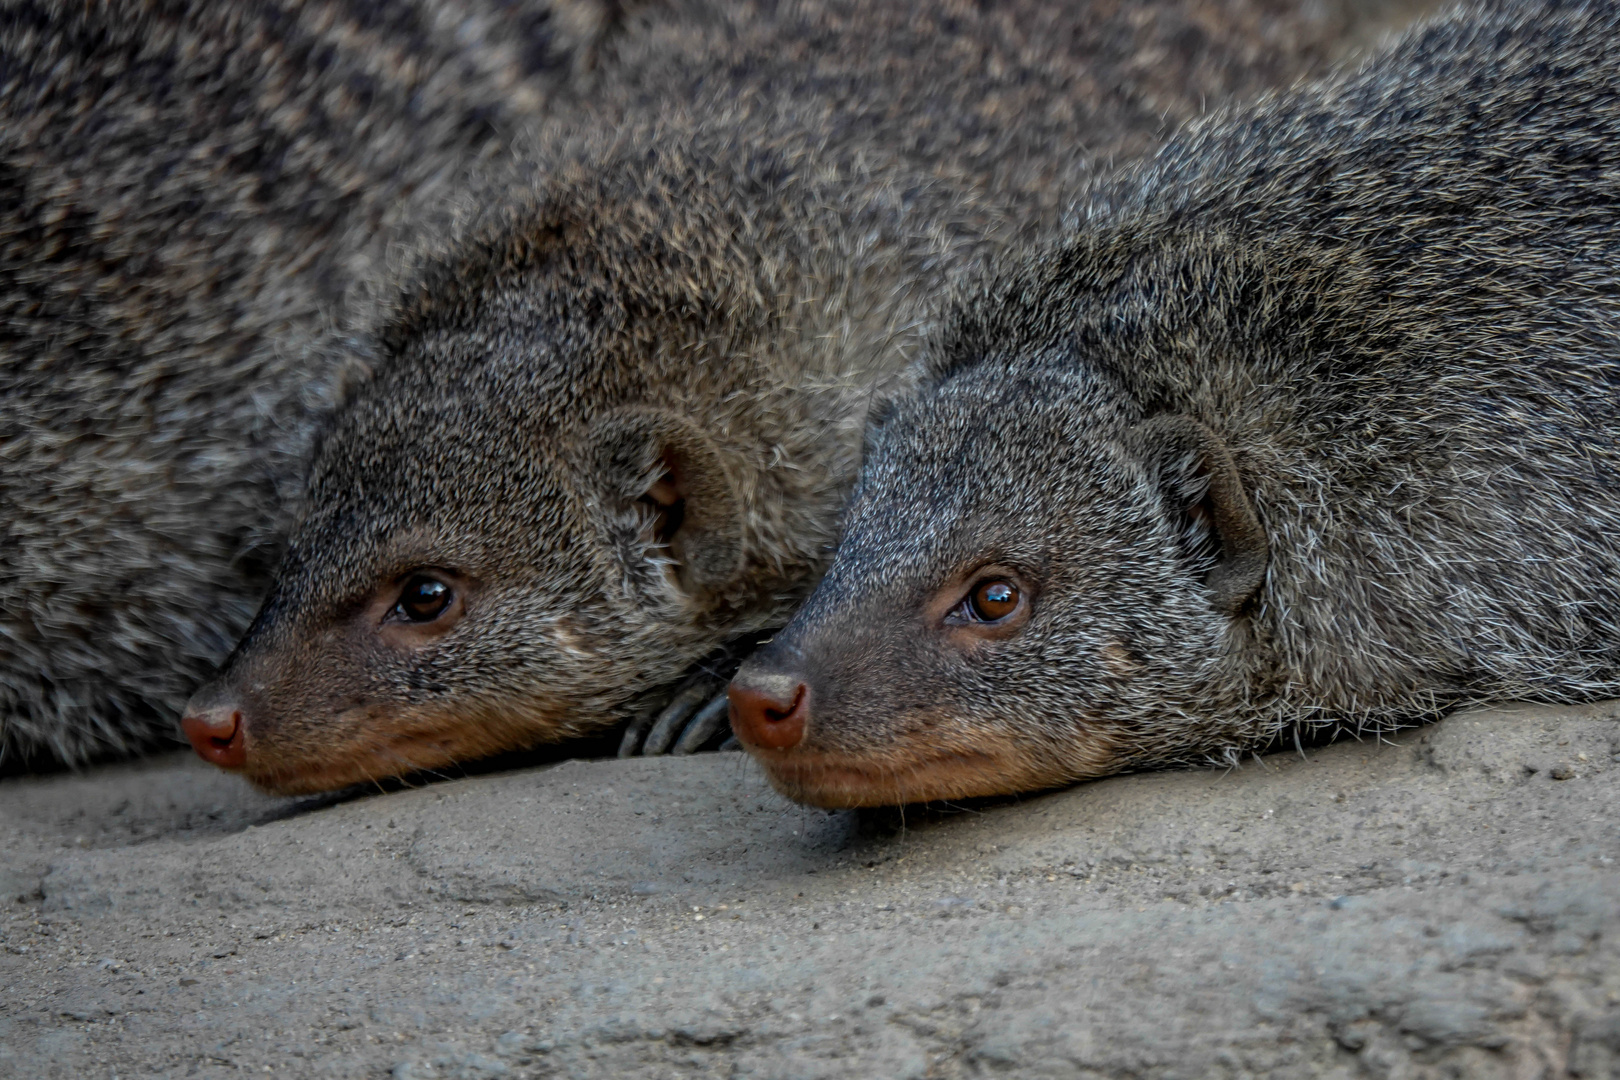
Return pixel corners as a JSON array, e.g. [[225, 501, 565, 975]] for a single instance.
[[728, 0, 1620, 808], [175, 0, 1401, 795], [0, 0, 642, 771]]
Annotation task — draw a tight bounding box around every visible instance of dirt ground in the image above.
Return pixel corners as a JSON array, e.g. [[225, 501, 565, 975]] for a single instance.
[[1, 700, 1616, 1079]]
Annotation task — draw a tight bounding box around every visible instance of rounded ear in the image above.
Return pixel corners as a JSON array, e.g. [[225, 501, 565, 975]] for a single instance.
[[1130, 415, 1268, 615], [589, 407, 746, 593]]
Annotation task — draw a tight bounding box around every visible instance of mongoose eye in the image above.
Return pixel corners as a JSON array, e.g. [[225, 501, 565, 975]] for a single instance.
[[395, 574, 453, 623], [967, 579, 1020, 622]]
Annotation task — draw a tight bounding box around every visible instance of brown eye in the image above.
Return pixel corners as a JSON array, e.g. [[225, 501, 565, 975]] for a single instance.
[[968, 579, 1020, 622], [396, 574, 452, 623]]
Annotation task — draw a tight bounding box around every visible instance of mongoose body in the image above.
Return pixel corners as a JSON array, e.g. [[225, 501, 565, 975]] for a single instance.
[[177, 0, 1387, 794], [0, 0, 634, 769], [727, 0, 1620, 808]]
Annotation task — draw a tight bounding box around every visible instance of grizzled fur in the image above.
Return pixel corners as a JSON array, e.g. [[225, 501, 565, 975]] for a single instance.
[[0, 0, 644, 769], [734, 0, 1620, 808], [190, 0, 1401, 794]]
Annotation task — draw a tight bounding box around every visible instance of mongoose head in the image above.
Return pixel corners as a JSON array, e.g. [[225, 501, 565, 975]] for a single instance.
[[728, 358, 1270, 808], [183, 390, 743, 794], [182, 162, 871, 795]]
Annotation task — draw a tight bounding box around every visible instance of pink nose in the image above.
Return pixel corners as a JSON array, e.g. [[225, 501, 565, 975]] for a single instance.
[[728, 674, 809, 750], [181, 706, 246, 769]]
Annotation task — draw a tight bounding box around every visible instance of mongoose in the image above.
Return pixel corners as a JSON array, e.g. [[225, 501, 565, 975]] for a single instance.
[[728, 0, 1620, 808], [175, 0, 1396, 795], [0, 0, 642, 771]]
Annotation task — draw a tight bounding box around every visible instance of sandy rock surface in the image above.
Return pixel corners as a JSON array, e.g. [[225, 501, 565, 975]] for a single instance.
[[2, 701, 1616, 1079]]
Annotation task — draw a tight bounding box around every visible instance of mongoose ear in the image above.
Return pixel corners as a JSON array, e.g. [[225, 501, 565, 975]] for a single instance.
[[1131, 415, 1268, 615], [589, 407, 746, 594]]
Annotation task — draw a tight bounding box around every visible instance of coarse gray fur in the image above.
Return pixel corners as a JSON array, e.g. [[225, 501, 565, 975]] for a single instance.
[[0, 0, 649, 770], [732, 0, 1620, 808], [188, 0, 1396, 794]]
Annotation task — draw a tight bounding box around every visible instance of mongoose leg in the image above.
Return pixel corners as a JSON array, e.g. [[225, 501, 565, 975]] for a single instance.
[[639, 681, 731, 755], [621, 630, 776, 756], [670, 693, 733, 755], [619, 682, 712, 757]]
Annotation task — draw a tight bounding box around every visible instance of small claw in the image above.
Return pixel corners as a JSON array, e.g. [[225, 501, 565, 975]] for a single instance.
[[639, 683, 710, 756], [672, 692, 731, 755], [618, 716, 651, 758], [621, 683, 709, 757]]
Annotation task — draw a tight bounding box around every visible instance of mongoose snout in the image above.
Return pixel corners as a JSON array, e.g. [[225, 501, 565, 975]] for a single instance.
[[180, 563, 481, 790], [180, 706, 247, 771], [727, 671, 809, 750], [738, 0, 1620, 808]]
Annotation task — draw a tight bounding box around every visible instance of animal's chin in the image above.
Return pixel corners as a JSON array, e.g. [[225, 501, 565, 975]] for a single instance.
[[237, 702, 570, 796], [242, 746, 459, 796], [747, 744, 1061, 809]]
